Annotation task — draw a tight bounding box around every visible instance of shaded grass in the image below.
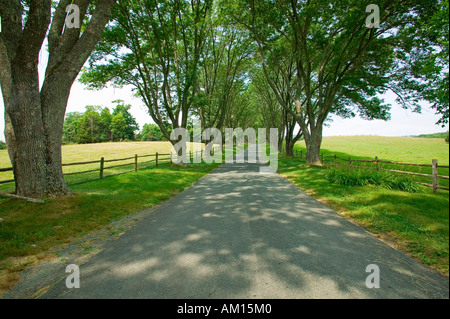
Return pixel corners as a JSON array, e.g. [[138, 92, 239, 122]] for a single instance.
[[278, 144, 449, 277]]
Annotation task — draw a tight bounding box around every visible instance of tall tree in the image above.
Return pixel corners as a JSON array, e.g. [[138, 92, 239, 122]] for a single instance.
[[223, 0, 440, 164], [76, 106, 104, 144], [251, 37, 302, 156], [99, 107, 113, 141], [250, 68, 286, 152], [62, 111, 83, 144], [0, 0, 117, 197], [111, 100, 139, 140], [80, 0, 213, 147], [195, 13, 253, 138], [110, 112, 128, 141]]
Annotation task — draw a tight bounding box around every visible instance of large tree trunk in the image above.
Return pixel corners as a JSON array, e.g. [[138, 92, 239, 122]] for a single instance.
[[5, 67, 75, 197], [40, 73, 77, 196], [6, 71, 49, 197], [284, 110, 303, 158], [1, 0, 117, 198], [304, 126, 323, 166], [293, 100, 323, 165], [278, 128, 284, 153]]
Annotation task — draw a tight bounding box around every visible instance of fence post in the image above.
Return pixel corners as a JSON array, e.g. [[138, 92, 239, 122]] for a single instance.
[[334, 155, 337, 167], [375, 156, 379, 171], [135, 154, 138, 172], [100, 157, 105, 179], [170, 151, 172, 165], [321, 154, 324, 165], [349, 157, 352, 169], [156, 152, 159, 167], [432, 159, 438, 193]]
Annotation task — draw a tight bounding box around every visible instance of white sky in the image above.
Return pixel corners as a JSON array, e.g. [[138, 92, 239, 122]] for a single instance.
[[0, 42, 448, 142]]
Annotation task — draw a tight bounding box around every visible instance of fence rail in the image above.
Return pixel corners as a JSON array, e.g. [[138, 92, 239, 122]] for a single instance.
[[0, 151, 181, 188], [294, 150, 449, 193]]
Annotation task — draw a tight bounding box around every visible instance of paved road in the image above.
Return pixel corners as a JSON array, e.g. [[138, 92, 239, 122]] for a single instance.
[[42, 145, 448, 299]]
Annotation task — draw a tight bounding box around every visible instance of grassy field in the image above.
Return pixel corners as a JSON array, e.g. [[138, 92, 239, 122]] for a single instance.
[[279, 135, 449, 277], [312, 135, 449, 164]]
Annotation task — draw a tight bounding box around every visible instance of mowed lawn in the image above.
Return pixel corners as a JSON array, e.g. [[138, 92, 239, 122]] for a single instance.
[[299, 135, 449, 164], [279, 135, 449, 277]]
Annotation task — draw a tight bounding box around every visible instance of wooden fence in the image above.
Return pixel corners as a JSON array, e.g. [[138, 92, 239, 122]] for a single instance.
[[294, 150, 449, 193], [0, 149, 220, 188], [0, 152, 175, 187]]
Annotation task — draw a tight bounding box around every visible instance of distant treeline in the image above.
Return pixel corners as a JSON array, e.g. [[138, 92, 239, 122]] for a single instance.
[[63, 100, 168, 145], [414, 132, 449, 141]]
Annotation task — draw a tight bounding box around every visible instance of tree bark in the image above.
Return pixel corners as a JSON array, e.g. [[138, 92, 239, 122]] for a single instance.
[[0, 0, 117, 198], [304, 127, 323, 166], [40, 72, 78, 196]]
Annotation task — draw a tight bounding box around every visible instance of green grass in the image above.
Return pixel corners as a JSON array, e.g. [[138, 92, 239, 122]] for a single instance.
[[293, 136, 449, 189], [325, 167, 421, 192], [279, 136, 449, 277], [309, 135, 449, 164]]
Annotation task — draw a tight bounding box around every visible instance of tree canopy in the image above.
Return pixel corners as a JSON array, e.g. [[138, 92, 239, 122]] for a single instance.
[[1, 0, 448, 197]]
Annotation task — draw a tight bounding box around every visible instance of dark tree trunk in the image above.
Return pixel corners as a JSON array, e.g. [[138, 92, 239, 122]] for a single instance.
[[7, 74, 49, 197], [305, 127, 323, 165], [285, 140, 295, 157], [40, 73, 77, 196], [284, 111, 301, 158]]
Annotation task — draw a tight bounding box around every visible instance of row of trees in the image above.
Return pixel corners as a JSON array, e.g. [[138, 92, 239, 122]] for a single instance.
[[62, 101, 172, 143], [80, 0, 264, 145], [63, 100, 139, 144], [82, 0, 449, 163], [1, 0, 448, 197]]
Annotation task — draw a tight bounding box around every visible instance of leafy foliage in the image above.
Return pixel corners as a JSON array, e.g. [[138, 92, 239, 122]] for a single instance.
[[80, 0, 214, 141], [140, 124, 166, 141], [397, 0, 449, 126], [62, 102, 139, 144]]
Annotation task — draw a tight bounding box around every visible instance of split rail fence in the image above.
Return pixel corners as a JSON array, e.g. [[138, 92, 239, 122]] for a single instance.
[[0, 146, 225, 191], [294, 150, 449, 193], [0, 149, 219, 189], [0, 152, 180, 188]]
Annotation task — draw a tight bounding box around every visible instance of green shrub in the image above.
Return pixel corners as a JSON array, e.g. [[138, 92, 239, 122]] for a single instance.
[[0, 141, 6, 150], [326, 167, 420, 193]]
